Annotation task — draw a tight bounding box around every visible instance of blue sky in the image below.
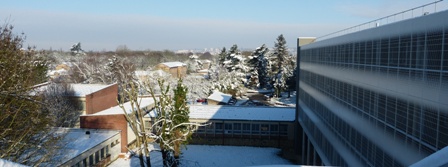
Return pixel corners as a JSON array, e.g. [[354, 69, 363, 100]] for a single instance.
[[1, 0, 447, 51]]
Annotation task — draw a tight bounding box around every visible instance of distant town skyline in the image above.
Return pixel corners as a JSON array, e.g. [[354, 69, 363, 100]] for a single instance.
[[2, 0, 447, 51]]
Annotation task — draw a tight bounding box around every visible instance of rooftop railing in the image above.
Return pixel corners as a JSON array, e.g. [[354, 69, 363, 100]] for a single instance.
[[316, 0, 445, 41]]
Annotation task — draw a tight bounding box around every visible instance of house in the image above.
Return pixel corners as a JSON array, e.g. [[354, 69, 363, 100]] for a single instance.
[[154, 62, 187, 78], [80, 97, 156, 153], [207, 91, 232, 105]]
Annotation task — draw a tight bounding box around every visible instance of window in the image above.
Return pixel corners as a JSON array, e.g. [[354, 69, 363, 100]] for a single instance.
[[242, 123, 251, 134], [215, 123, 223, 133], [224, 123, 232, 134], [251, 124, 260, 134], [233, 123, 241, 134], [95, 150, 100, 163], [206, 122, 215, 133], [89, 155, 94, 166], [196, 125, 205, 133], [270, 124, 279, 135], [101, 148, 105, 159], [261, 124, 269, 135], [279, 124, 288, 136]]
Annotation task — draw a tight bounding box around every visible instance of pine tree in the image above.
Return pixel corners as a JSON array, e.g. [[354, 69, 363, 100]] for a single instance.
[[247, 44, 269, 89], [271, 34, 289, 97], [218, 47, 227, 67]]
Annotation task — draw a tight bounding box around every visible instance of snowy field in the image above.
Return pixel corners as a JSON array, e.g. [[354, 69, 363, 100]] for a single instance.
[[109, 145, 295, 167]]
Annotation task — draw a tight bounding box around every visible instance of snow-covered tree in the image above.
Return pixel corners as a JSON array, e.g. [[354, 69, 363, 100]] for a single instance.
[[41, 82, 82, 127], [224, 44, 247, 73], [0, 23, 61, 165], [271, 34, 291, 97], [247, 44, 269, 89], [186, 54, 202, 74], [70, 42, 85, 56], [120, 79, 203, 167], [218, 47, 227, 67]]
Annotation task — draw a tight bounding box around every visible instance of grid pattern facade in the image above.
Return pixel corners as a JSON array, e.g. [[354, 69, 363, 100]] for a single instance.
[[298, 12, 448, 167]]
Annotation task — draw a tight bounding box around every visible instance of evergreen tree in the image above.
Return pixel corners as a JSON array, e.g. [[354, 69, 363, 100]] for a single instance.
[[218, 47, 227, 67], [247, 44, 269, 89], [271, 34, 289, 97], [0, 23, 61, 165]]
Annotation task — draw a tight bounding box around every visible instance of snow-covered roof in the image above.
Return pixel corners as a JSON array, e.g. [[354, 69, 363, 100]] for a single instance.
[[161, 62, 186, 68], [189, 105, 295, 121], [207, 91, 232, 103], [92, 97, 155, 115], [70, 84, 115, 97], [50, 128, 120, 166], [31, 83, 115, 97]]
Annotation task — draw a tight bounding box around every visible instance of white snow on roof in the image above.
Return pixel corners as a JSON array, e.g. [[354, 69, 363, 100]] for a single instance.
[[31, 83, 114, 97], [51, 128, 120, 166], [71, 84, 114, 97], [161, 62, 186, 68], [207, 91, 232, 103], [92, 97, 155, 115], [189, 105, 295, 121]]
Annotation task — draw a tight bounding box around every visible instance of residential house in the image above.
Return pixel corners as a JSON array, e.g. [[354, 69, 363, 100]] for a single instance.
[[154, 62, 187, 78]]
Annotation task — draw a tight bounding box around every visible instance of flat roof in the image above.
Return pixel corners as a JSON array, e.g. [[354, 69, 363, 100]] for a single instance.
[[161, 62, 186, 68], [71, 84, 115, 97], [49, 128, 121, 166], [91, 97, 155, 116], [31, 83, 115, 97], [207, 91, 232, 103], [189, 105, 295, 122]]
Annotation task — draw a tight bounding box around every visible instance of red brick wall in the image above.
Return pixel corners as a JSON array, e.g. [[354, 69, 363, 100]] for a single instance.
[[80, 114, 128, 153], [85, 84, 118, 115]]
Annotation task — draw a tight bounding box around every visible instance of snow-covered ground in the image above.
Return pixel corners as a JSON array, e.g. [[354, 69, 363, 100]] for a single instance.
[[109, 145, 294, 167]]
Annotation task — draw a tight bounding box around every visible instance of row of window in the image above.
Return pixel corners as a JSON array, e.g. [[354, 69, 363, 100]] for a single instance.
[[72, 139, 118, 167], [301, 70, 448, 152], [193, 122, 289, 136], [300, 87, 401, 167], [301, 28, 448, 71]]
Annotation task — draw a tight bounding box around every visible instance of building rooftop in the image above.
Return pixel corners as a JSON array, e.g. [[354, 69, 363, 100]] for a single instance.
[[161, 62, 186, 68], [92, 97, 155, 116], [207, 91, 232, 104], [70, 84, 115, 97], [47, 128, 120, 166], [189, 105, 295, 122], [31, 83, 115, 97]]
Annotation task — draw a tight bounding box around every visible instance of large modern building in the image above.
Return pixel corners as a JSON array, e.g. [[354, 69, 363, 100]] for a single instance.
[[297, 7, 448, 167]]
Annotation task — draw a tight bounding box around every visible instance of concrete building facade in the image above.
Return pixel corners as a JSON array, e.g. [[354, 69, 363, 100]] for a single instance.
[[297, 10, 448, 166]]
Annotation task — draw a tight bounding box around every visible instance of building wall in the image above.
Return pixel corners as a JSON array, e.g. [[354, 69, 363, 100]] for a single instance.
[[298, 10, 448, 167], [189, 119, 295, 150], [155, 64, 187, 78], [85, 84, 118, 115], [80, 114, 130, 153]]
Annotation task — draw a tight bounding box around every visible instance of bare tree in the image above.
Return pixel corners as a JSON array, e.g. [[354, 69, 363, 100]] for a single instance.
[[40, 82, 82, 127], [119, 78, 204, 167]]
